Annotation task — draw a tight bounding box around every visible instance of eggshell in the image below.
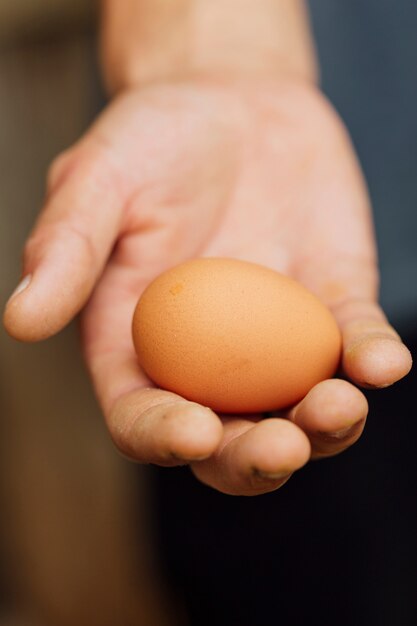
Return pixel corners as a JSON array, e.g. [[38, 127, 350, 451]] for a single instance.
[[132, 258, 341, 413]]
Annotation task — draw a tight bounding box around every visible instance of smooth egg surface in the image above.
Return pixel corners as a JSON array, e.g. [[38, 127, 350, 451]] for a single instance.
[[132, 258, 342, 413]]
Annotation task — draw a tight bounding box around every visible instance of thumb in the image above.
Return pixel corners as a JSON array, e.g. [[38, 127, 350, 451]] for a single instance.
[[3, 141, 127, 342]]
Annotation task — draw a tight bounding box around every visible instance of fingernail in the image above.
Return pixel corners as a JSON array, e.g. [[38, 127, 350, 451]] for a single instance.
[[327, 426, 354, 439], [171, 452, 209, 463], [253, 468, 291, 481], [8, 275, 32, 303], [320, 418, 365, 440], [360, 381, 392, 390]]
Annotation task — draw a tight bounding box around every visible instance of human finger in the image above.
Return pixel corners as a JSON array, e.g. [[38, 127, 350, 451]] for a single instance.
[[300, 256, 412, 389], [108, 388, 223, 466], [3, 141, 127, 342], [192, 417, 311, 496], [288, 378, 368, 459], [81, 262, 223, 466], [332, 298, 412, 388]]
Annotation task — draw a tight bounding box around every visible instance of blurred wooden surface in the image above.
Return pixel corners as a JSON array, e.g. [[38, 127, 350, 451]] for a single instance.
[[0, 30, 174, 626], [0, 0, 94, 44]]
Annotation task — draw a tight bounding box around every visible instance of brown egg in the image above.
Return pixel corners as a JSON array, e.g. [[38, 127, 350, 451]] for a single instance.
[[132, 258, 341, 413]]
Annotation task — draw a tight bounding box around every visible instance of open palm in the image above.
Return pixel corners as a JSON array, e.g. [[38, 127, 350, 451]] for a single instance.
[[5, 77, 411, 495]]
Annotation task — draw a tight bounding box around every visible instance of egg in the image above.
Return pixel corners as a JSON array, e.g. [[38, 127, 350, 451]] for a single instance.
[[132, 258, 341, 413]]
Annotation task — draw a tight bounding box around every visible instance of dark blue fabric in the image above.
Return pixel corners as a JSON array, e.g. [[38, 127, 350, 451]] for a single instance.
[[309, 0, 417, 333]]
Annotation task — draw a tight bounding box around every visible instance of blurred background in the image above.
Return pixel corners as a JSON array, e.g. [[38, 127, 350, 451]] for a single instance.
[[0, 1, 416, 625], [0, 2, 173, 625]]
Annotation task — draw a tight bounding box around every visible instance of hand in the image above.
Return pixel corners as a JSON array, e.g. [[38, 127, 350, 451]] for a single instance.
[[4, 76, 412, 495]]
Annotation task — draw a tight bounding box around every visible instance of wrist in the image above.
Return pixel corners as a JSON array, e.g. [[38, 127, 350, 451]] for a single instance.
[[100, 0, 318, 94]]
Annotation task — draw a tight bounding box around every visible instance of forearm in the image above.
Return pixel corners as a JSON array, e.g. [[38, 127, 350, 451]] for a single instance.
[[100, 0, 318, 93]]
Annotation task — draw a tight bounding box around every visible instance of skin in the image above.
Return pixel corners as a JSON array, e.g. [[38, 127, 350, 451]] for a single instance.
[[3, 75, 412, 496]]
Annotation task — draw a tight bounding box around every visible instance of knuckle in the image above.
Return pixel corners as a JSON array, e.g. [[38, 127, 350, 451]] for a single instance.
[[23, 222, 97, 270], [46, 149, 75, 192], [61, 222, 97, 268], [106, 392, 151, 463], [108, 416, 138, 460], [22, 232, 43, 268], [47, 139, 126, 203]]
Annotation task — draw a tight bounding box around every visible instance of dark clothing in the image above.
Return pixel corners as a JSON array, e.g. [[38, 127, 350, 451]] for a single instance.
[[151, 336, 417, 626]]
